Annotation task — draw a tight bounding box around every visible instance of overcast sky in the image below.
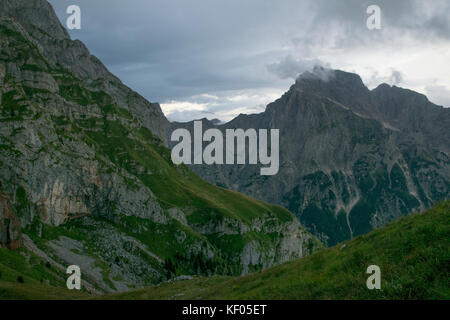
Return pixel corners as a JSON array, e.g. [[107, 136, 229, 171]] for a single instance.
[[49, 0, 450, 122]]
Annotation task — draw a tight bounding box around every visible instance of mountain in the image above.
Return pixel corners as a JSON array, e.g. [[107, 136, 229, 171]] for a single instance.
[[107, 201, 450, 300], [173, 68, 450, 246], [0, 0, 321, 293], [4, 201, 445, 299]]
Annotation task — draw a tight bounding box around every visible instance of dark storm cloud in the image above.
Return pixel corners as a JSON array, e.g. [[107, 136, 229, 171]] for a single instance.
[[48, 0, 450, 119], [390, 70, 403, 85], [50, 0, 302, 101], [306, 0, 450, 42]]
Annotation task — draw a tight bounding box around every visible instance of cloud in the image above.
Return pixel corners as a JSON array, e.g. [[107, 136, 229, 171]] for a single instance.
[[47, 0, 450, 121], [297, 66, 336, 82], [160, 89, 284, 122], [366, 68, 404, 88], [426, 84, 450, 107], [266, 56, 326, 80], [390, 69, 403, 85], [160, 101, 209, 116]]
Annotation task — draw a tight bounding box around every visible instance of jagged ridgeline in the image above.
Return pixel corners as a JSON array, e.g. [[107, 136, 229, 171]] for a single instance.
[[177, 70, 450, 246], [0, 0, 322, 293]]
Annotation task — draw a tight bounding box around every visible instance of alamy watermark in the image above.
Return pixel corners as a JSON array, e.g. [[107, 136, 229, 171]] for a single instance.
[[66, 5, 81, 30], [171, 121, 279, 175], [66, 265, 81, 290], [366, 5, 382, 30], [366, 265, 381, 290]]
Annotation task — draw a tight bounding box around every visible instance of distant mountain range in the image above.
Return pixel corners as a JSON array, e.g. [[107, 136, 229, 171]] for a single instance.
[[173, 68, 450, 245]]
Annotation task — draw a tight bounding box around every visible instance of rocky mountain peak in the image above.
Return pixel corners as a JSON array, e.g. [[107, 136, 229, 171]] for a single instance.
[[0, 0, 170, 142], [295, 68, 368, 94], [0, 0, 69, 41], [288, 68, 372, 117], [180, 67, 450, 246], [371, 82, 431, 106]]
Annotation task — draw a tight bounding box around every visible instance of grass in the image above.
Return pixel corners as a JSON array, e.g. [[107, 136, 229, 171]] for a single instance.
[[106, 201, 450, 300], [0, 280, 90, 300], [0, 201, 447, 300], [0, 248, 61, 287]]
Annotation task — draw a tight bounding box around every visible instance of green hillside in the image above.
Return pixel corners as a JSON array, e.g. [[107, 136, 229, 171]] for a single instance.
[[107, 201, 450, 300], [0, 201, 447, 299], [0, 247, 90, 299]]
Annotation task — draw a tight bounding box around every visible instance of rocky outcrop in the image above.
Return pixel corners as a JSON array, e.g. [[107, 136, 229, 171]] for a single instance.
[[0, 0, 170, 143]]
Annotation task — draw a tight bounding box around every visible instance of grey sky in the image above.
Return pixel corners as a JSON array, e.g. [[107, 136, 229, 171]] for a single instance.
[[48, 0, 450, 122]]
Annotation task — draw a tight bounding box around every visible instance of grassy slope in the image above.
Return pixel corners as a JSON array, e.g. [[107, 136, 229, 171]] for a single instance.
[[106, 201, 450, 300], [0, 201, 448, 299], [0, 248, 90, 299], [0, 280, 89, 300]]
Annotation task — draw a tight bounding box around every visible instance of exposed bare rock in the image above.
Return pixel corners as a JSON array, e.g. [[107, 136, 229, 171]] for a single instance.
[[173, 69, 450, 246]]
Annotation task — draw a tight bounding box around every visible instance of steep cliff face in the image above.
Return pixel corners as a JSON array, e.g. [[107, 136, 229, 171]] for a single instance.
[[174, 69, 450, 246], [0, 0, 170, 143], [0, 190, 22, 249], [0, 0, 321, 293]]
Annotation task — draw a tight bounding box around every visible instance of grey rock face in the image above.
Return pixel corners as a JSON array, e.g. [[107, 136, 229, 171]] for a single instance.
[[173, 69, 450, 246], [0, 0, 321, 292], [0, 0, 170, 143]]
